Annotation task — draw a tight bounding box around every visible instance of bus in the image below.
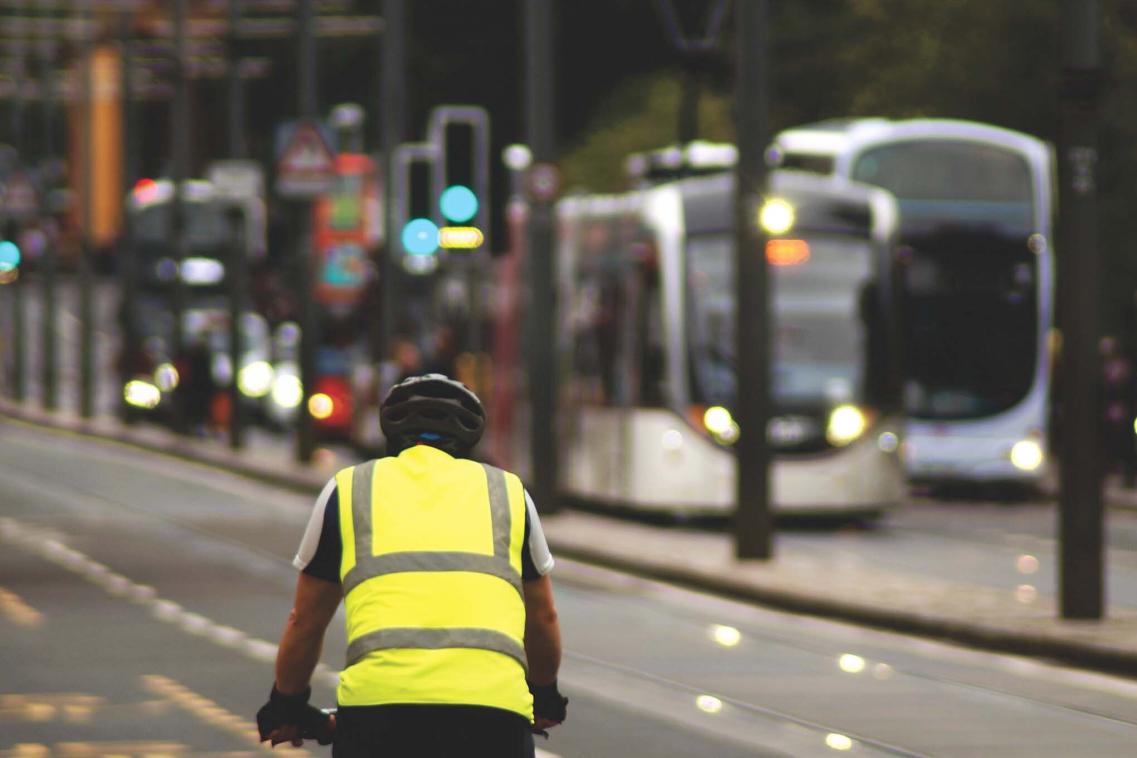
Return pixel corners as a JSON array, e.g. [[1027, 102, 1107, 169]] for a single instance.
[[770, 119, 1055, 487], [119, 177, 283, 427], [554, 170, 906, 518]]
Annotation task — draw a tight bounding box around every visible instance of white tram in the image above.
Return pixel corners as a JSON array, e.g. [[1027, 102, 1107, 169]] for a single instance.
[[555, 170, 906, 518]]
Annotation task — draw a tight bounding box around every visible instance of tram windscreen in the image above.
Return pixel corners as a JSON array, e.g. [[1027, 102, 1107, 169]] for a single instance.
[[852, 141, 1039, 420], [686, 233, 877, 410]]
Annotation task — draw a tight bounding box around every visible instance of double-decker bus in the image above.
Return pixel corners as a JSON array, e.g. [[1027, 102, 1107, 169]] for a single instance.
[[119, 178, 278, 426], [554, 170, 905, 518], [771, 119, 1054, 487]]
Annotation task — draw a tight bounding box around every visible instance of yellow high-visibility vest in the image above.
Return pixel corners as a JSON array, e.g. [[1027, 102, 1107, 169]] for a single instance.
[[335, 444, 532, 721]]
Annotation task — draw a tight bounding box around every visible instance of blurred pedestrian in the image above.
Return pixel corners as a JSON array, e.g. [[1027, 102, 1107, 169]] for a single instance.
[[1101, 336, 1136, 485], [176, 333, 216, 437], [423, 324, 459, 378]]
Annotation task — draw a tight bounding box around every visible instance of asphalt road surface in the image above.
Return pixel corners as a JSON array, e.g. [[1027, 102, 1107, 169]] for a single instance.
[[5, 424, 1137, 756]]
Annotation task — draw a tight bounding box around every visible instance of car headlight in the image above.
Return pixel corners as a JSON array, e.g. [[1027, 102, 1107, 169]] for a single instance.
[[124, 379, 161, 409], [827, 404, 867, 447], [238, 360, 275, 398], [1010, 439, 1044, 471], [153, 362, 179, 392], [271, 373, 303, 409], [309, 392, 335, 420]]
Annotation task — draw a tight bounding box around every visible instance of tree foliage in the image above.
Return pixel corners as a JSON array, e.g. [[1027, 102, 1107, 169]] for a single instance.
[[559, 0, 1137, 331]]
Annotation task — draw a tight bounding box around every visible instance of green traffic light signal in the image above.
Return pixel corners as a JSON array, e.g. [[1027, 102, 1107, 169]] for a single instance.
[[440, 185, 478, 224]]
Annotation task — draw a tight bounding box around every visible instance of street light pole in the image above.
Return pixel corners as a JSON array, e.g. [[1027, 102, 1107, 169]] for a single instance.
[[169, 0, 190, 432], [733, 0, 773, 560], [294, 0, 318, 463], [377, 0, 406, 378], [38, 2, 57, 412], [524, 0, 558, 513], [77, 0, 95, 420], [1058, 0, 1104, 619]]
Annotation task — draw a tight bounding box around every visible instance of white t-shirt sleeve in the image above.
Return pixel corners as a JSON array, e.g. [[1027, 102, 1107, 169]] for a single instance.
[[524, 489, 555, 576], [293, 476, 338, 571]]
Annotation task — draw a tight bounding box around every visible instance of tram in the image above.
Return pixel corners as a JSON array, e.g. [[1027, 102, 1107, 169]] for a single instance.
[[555, 170, 906, 518]]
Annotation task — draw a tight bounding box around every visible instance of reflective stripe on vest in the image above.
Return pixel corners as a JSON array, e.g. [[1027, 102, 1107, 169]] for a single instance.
[[346, 627, 527, 670], [341, 456, 525, 674], [341, 461, 522, 599]]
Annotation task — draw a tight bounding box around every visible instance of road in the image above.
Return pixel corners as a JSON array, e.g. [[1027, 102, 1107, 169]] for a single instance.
[[5, 425, 1137, 756]]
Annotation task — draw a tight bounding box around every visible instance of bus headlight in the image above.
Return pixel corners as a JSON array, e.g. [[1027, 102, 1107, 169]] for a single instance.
[[238, 360, 275, 398], [827, 405, 867, 447], [703, 405, 740, 445], [271, 374, 303, 409], [124, 379, 161, 409], [1010, 440, 1045, 471]]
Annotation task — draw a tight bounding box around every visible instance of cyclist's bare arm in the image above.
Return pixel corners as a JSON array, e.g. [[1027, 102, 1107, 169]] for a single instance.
[[275, 572, 343, 694], [523, 574, 561, 685]]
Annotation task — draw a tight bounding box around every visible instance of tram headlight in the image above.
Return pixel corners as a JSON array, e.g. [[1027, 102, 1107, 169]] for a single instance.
[[237, 360, 275, 398], [703, 405, 740, 445], [758, 198, 795, 235], [1010, 439, 1045, 472], [827, 405, 868, 447]]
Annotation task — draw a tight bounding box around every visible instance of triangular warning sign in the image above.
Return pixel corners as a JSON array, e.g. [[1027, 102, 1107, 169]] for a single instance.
[[275, 120, 336, 198]]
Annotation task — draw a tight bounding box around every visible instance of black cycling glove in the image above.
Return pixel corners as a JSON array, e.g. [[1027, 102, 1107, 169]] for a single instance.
[[256, 685, 334, 746], [529, 679, 568, 735]]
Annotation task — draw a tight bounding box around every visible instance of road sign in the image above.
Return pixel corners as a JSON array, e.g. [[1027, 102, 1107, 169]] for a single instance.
[[2, 170, 39, 221], [275, 120, 336, 198], [207, 160, 265, 200], [527, 162, 561, 203]]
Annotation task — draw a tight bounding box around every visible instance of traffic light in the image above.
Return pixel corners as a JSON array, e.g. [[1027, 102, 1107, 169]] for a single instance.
[[392, 142, 440, 275], [428, 106, 490, 253], [0, 239, 20, 285]]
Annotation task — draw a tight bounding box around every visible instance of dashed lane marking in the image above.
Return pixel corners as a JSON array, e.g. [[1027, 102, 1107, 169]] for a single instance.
[[0, 585, 43, 628], [0, 518, 566, 756], [141, 675, 298, 756]]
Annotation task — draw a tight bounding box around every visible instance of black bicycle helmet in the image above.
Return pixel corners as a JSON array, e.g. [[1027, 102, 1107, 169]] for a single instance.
[[380, 373, 486, 456]]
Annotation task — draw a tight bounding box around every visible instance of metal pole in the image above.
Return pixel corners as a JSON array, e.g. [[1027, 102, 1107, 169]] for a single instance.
[[294, 0, 318, 463], [733, 0, 773, 560], [78, 0, 95, 420], [524, 0, 558, 512], [1058, 0, 1104, 619], [378, 0, 406, 378], [38, 4, 57, 412], [228, 208, 247, 450], [169, 0, 190, 432], [227, 0, 246, 159], [9, 0, 27, 404], [118, 11, 137, 422]]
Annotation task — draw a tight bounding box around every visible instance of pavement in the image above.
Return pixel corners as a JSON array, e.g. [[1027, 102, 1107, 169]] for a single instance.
[[7, 398, 1137, 682]]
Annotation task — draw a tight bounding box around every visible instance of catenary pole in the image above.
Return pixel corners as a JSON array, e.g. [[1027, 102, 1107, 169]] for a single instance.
[[1058, 0, 1104, 619], [38, 1, 57, 411], [226, 0, 247, 450], [170, 0, 190, 432], [733, 0, 773, 559], [377, 0, 405, 382], [294, 0, 318, 463], [77, 0, 95, 419], [524, 0, 558, 513]]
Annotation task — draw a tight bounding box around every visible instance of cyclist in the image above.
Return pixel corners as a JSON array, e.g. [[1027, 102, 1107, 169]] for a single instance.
[[257, 373, 567, 756]]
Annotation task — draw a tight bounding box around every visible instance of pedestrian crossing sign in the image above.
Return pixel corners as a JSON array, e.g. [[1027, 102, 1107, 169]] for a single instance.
[[275, 119, 336, 198]]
